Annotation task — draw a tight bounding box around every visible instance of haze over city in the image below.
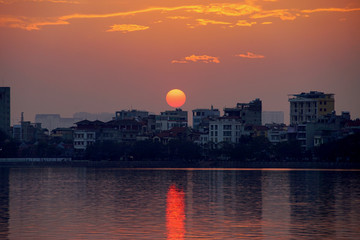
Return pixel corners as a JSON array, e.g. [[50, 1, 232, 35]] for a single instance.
[[1, 0, 359, 124]]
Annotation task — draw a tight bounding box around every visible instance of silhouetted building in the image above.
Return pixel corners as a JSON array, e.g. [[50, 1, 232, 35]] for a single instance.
[[224, 98, 262, 125], [0, 87, 10, 135], [295, 111, 348, 150], [51, 128, 74, 142], [156, 109, 188, 132], [192, 106, 220, 130], [289, 91, 335, 125], [115, 110, 148, 120], [12, 120, 48, 143], [266, 123, 288, 144]]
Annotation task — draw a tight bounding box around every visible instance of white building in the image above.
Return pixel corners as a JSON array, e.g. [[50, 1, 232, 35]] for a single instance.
[[192, 106, 220, 130], [73, 130, 96, 150], [156, 109, 188, 132], [208, 117, 249, 144]]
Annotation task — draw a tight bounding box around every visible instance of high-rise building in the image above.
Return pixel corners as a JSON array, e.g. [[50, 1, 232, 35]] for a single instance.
[[0, 87, 10, 135], [288, 91, 334, 125], [224, 98, 262, 125]]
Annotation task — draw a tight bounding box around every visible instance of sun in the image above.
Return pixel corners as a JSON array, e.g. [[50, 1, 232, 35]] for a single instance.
[[166, 89, 186, 108]]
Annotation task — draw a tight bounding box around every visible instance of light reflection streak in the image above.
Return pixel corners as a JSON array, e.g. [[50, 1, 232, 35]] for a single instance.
[[166, 184, 185, 240]]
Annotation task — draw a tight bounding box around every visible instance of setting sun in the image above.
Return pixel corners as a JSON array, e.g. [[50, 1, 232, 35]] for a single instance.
[[166, 89, 186, 108]]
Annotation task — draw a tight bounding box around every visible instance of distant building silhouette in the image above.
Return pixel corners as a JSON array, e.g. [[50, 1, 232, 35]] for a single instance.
[[35, 114, 81, 132], [262, 111, 284, 125], [73, 112, 114, 122], [0, 87, 10, 135]]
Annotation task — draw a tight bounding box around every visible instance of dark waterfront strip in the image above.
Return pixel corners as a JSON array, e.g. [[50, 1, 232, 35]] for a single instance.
[[1, 159, 359, 169]]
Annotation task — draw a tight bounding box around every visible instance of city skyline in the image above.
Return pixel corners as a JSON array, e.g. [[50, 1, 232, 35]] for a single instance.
[[1, 0, 359, 124]]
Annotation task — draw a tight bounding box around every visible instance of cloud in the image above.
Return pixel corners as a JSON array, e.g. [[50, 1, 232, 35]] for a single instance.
[[250, 9, 297, 21], [1, 2, 360, 31], [191, 3, 261, 17], [167, 16, 190, 20], [235, 20, 256, 27], [196, 19, 232, 26], [106, 24, 149, 33], [261, 21, 272, 24], [0, 0, 79, 3], [172, 55, 220, 64], [236, 52, 265, 59], [301, 8, 360, 14], [0, 16, 69, 30]]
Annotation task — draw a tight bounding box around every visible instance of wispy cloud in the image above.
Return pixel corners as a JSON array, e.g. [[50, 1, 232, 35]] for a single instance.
[[250, 9, 297, 21], [301, 7, 360, 13], [191, 3, 261, 17], [236, 52, 265, 59], [0, 16, 69, 30], [0, 0, 79, 3], [1, 2, 360, 31], [172, 55, 220, 64], [235, 20, 256, 27], [106, 24, 149, 33], [167, 16, 190, 20], [196, 19, 232, 26]]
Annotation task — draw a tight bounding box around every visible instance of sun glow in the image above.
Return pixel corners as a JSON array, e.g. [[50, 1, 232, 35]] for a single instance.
[[166, 89, 186, 108]]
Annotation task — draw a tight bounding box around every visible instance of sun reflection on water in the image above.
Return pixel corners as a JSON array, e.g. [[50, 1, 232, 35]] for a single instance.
[[166, 184, 185, 240]]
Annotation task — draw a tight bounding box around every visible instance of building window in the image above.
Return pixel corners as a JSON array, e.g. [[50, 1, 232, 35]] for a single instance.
[[324, 101, 327, 105], [320, 101, 322, 105], [324, 108, 326, 112], [320, 108, 322, 111], [223, 131, 231, 136], [223, 125, 232, 130]]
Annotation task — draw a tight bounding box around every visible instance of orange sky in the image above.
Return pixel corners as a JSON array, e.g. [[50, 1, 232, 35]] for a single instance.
[[1, 0, 360, 123]]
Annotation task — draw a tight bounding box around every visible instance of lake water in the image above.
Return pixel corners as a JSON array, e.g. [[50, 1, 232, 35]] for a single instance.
[[0, 167, 359, 239]]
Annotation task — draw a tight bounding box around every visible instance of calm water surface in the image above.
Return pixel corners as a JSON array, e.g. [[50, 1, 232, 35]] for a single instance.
[[0, 167, 359, 239]]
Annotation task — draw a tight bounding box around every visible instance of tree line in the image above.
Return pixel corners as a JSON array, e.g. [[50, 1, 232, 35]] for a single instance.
[[1, 130, 360, 162]]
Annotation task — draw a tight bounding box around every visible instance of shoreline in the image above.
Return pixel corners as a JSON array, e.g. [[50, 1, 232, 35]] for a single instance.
[[1, 159, 360, 169]]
